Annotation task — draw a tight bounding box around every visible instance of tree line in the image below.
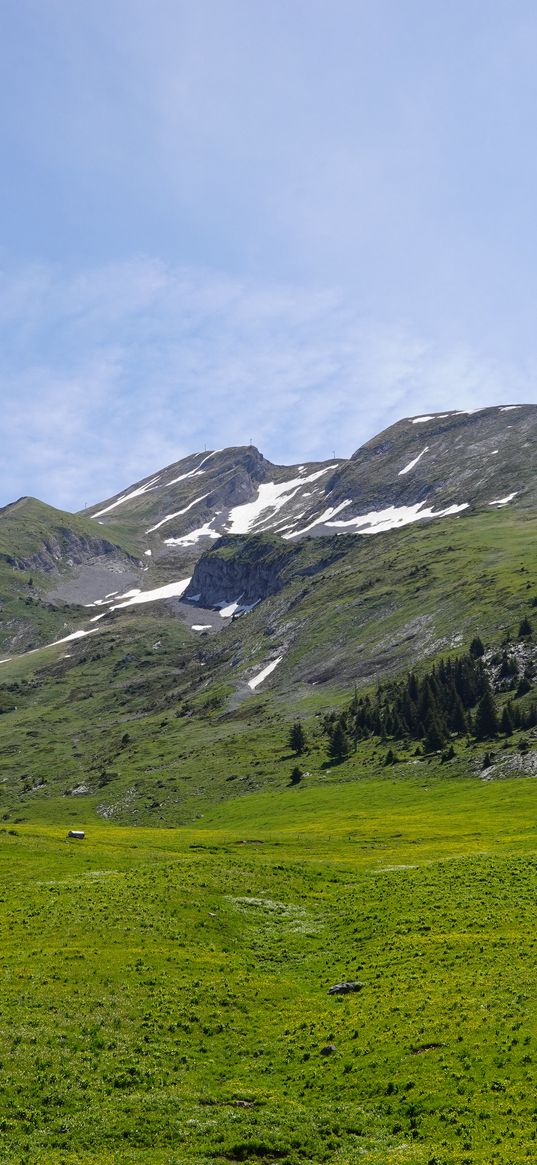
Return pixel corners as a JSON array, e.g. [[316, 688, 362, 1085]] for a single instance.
[[288, 633, 537, 764]]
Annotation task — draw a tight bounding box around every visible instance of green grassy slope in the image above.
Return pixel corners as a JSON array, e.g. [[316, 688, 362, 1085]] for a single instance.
[[0, 497, 140, 654], [0, 507, 536, 824], [2, 778, 537, 1163], [0, 496, 138, 562]]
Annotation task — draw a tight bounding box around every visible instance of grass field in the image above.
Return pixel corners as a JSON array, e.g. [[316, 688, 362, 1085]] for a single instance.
[[2, 775, 537, 1164]]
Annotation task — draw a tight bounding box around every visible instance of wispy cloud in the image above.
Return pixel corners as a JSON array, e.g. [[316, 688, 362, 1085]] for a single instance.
[[0, 259, 534, 511]]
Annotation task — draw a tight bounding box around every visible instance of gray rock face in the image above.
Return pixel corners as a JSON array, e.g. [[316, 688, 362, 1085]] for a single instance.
[[183, 536, 300, 608], [4, 530, 130, 574]]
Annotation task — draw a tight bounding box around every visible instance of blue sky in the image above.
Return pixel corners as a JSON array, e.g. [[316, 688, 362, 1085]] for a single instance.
[[2, 0, 537, 509]]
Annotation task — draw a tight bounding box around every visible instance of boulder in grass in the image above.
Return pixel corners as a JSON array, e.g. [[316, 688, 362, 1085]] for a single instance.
[[327, 980, 364, 995]]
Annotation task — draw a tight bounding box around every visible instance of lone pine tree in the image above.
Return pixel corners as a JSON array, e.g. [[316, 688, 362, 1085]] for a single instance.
[[288, 721, 306, 755]]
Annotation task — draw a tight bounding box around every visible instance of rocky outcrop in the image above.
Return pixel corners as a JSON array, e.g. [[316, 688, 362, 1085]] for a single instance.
[[3, 529, 138, 573], [184, 535, 301, 607]]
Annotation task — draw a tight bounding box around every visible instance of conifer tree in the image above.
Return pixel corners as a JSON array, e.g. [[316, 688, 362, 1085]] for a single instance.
[[474, 687, 498, 740], [329, 720, 351, 761], [288, 721, 306, 755], [526, 703, 537, 729], [518, 616, 533, 639], [449, 694, 468, 735], [424, 713, 447, 753], [500, 704, 514, 736], [470, 636, 485, 658]]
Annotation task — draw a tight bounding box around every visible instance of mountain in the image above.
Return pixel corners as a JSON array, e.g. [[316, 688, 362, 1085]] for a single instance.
[[85, 403, 530, 560], [0, 403, 536, 824], [0, 402, 532, 649]]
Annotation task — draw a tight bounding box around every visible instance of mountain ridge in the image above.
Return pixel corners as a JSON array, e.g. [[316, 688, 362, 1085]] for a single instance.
[[0, 403, 532, 662]]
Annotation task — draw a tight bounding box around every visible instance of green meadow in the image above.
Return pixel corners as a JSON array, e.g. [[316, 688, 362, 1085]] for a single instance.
[[2, 776, 537, 1164]]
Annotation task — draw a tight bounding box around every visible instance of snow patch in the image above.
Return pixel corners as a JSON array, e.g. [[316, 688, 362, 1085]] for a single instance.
[[248, 656, 283, 689], [284, 500, 352, 539], [163, 450, 219, 488], [399, 446, 429, 476], [488, 492, 518, 506], [93, 475, 161, 518], [164, 522, 220, 547], [144, 549, 152, 556], [327, 501, 469, 534], [109, 578, 191, 609], [84, 587, 142, 608], [499, 406, 521, 412], [226, 466, 338, 535], [145, 493, 209, 533], [192, 624, 212, 631], [219, 598, 242, 618], [164, 469, 205, 487], [51, 628, 100, 646]]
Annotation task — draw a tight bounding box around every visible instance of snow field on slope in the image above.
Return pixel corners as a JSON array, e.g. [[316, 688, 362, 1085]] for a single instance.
[[327, 500, 469, 535], [248, 656, 283, 689], [226, 466, 338, 535], [108, 578, 192, 609]]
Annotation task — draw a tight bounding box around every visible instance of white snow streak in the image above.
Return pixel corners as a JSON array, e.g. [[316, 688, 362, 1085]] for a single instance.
[[488, 492, 518, 506], [499, 406, 521, 412], [192, 624, 212, 631], [398, 446, 429, 476], [163, 450, 220, 488], [93, 476, 161, 518], [51, 628, 100, 646], [248, 656, 283, 689], [145, 493, 209, 533], [284, 500, 352, 538], [164, 469, 205, 487]]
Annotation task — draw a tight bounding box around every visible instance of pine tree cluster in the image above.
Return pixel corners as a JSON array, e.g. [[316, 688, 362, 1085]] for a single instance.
[[324, 648, 537, 757]]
